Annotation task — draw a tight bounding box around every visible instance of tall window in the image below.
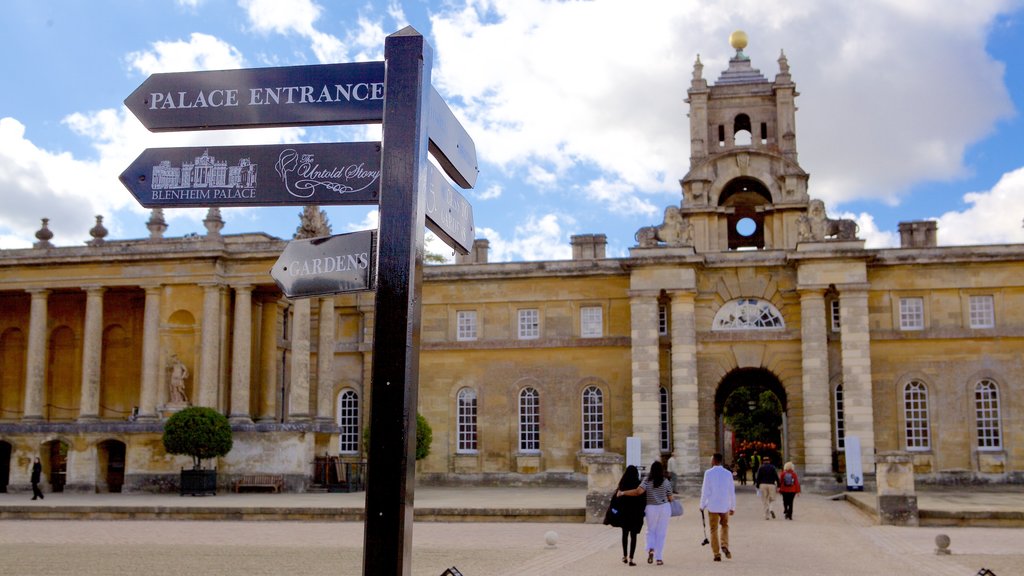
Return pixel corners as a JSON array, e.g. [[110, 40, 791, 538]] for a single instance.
[[834, 384, 845, 450], [457, 388, 478, 453], [337, 389, 360, 454], [580, 306, 603, 338], [969, 295, 995, 328], [457, 310, 477, 341], [658, 304, 669, 335], [519, 387, 540, 452], [518, 309, 540, 339], [899, 297, 924, 330], [830, 300, 842, 332], [659, 387, 670, 452], [582, 386, 604, 452], [975, 379, 1002, 450], [903, 380, 930, 450]]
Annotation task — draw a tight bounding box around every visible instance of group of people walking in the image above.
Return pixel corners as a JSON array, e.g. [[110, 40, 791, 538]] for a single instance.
[[605, 452, 802, 566]]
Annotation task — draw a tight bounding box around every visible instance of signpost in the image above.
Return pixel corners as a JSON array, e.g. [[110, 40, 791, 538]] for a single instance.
[[121, 25, 474, 576], [119, 142, 382, 208]]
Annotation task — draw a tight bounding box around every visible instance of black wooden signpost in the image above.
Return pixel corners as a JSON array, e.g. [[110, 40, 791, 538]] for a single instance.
[[121, 26, 476, 576]]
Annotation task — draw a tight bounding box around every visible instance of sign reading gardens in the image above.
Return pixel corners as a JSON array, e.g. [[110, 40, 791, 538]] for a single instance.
[[121, 27, 476, 575]]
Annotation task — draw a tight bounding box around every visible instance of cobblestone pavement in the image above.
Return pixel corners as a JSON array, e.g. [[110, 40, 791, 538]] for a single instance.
[[0, 490, 1020, 576]]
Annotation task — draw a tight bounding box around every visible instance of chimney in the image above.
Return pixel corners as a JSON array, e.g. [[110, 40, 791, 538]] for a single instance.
[[571, 234, 607, 260], [898, 221, 937, 248], [456, 238, 490, 264]]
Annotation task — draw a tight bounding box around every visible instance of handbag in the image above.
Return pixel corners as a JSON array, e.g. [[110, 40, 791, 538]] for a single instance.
[[603, 494, 623, 527], [670, 499, 683, 517]]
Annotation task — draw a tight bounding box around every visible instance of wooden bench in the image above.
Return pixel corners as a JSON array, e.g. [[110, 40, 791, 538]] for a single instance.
[[233, 474, 284, 493]]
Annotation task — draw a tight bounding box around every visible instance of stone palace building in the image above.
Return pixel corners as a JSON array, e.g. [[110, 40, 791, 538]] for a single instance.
[[1, 34, 1020, 493]]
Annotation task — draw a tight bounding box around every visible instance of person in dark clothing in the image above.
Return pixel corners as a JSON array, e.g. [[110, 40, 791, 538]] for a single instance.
[[607, 465, 646, 566], [736, 456, 748, 486], [754, 456, 779, 519], [30, 457, 44, 500]]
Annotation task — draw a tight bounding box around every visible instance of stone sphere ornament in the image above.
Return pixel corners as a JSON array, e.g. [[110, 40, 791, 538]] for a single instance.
[[729, 30, 748, 51], [934, 533, 951, 555], [544, 530, 559, 548]]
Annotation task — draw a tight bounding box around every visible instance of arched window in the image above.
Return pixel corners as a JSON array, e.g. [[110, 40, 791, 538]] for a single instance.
[[336, 389, 360, 454], [582, 386, 604, 452], [903, 380, 930, 450], [975, 379, 1002, 450], [457, 388, 478, 453], [519, 387, 540, 453], [659, 387, 670, 452], [712, 298, 785, 330], [834, 383, 845, 450]]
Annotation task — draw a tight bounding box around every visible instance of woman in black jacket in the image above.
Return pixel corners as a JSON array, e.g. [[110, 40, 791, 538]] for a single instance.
[[606, 465, 646, 565]]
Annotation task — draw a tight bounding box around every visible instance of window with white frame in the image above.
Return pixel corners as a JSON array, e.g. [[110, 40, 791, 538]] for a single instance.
[[580, 306, 603, 338], [834, 383, 845, 450], [519, 387, 540, 452], [969, 295, 995, 329], [830, 299, 841, 332], [457, 388, 478, 453], [903, 380, 930, 450], [337, 389, 360, 454], [659, 387, 670, 452], [658, 304, 669, 335], [975, 379, 1002, 450], [899, 297, 924, 330], [582, 386, 604, 452], [457, 310, 478, 341], [518, 308, 540, 339], [712, 298, 785, 330]]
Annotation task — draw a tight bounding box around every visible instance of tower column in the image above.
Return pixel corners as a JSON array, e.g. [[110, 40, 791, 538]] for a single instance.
[[799, 288, 832, 475], [137, 285, 162, 420], [77, 286, 105, 422], [840, 287, 875, 478], [229, 284, 254, 423], [198, 283, 222, 408], [629, 291, 661, 467], [256, 296, 281, 422], [316, 297, 336, 422], [23, 289, 49, 421], [669, 290, 700, 478], [288, 298, 311, 421]]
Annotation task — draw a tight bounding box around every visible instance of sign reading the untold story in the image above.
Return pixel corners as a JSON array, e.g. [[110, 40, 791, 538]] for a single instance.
[[425, 162, 474, 254], [119, 142, 382, 208], [270, 230, 377, 298]]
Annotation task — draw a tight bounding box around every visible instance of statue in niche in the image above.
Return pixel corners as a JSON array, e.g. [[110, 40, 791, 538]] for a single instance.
[[635, 206, 693, 247], [168, 355, 189, 405], [798, 199, 859, 242]]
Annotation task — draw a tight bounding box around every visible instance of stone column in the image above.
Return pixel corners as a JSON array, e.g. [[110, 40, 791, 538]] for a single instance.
[[669, 290, 700, 477], [288, 298, 311, 421], [229, 284, 253, 423], [584, 452, 624, 524], [77, 286, 105, 422], [629, 291, 661, 466], [198, 283, 222, 408], [875, 451, 918, 526], [257, 296, 281, 422], [840, 287, 875, 477], [316, 297, 336, 422], [22, 289, 49, 421], [799, 288, 832, 474], [137, 285, 162, 419]]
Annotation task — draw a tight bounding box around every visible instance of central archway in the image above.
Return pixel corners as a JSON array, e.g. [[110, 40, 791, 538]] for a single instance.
[[714, 368, 788, 468]]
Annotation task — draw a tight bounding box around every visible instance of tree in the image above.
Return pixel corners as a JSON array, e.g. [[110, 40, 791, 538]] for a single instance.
[[162, 407, 233, 470], [363, 412, 433, 461]]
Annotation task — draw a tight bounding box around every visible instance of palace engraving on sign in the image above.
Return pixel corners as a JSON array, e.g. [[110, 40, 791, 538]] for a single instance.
[[425, 162, 474, 254], [120, 142, 382, 207], [124, 61, 386, 131], [270, 230, 377, 298]]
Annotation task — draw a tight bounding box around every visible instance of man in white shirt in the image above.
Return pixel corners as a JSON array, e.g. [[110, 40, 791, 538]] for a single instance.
[[699, 452, 736, 562]]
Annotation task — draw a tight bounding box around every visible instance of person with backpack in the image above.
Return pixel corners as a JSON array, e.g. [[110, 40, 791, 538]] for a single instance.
[[778, 461, 802, 520]]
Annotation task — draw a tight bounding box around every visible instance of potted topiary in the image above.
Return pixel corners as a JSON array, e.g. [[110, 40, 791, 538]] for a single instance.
[[162, 406, 233, 496]]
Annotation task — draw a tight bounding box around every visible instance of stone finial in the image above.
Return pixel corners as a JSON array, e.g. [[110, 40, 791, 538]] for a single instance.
[[693, 54, 703, 81], [87, 215, 108, 246], [147, 208, 168, 240], [203, 207, 224, 239], [294, 206, 332, 239], [778, 50, 790, 74], [934, 534, 950, 555], [33, 218, 54, 249]]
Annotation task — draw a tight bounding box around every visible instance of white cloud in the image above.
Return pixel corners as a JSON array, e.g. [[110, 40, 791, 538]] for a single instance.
[[479, 214, 573, 262], [126, 33, 245, 74], [847, 212, 900, 249], [934, 167, 1024, 246], [476, 184, 502, 200]]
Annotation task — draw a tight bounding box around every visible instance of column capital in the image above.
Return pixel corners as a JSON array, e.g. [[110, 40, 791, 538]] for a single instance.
[[667, 289, 697, 302], [835, 283, 871, 294], [797, 287, 827, 299], [141, 283, 163, 294], [26, 288, 50, 297], [82, 285, 106, 294], [231, 283, 254, 292], [627, 289, 661, 300]]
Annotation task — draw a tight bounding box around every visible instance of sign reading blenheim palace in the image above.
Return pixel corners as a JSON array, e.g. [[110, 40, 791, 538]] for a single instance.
[[0, 34, 1020, 496]]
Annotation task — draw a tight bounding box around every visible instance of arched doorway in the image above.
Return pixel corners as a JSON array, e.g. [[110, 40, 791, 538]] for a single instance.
[[97, 440, 126, 493], [43, 439, 69, 493], [718, 177, 772, 250], [714, 368, 788, 467], [0, 441, 11, 492]]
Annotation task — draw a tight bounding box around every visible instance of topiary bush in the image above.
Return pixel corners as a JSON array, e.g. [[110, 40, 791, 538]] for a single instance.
[[162, 406, 233, 470], [415, 412, 432, 461]]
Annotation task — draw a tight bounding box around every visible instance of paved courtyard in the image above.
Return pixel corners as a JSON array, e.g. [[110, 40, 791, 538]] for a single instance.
[[1, 489, 1020, 576]]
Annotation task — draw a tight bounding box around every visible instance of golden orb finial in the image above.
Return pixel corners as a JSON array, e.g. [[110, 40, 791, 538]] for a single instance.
[[729, 30, 748, 52]]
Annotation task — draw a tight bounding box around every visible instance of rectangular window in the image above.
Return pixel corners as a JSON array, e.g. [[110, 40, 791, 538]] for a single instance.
[[658, 304, 668, 336], [582, 387, 604, 452], [518, 308, 540, 339], [457, 389, 478, 453], [830, 300, 841, 332], [899, 297, 924, 330], [975, 380, 1002, 450], [969, 295, 995, 328], [519, 389, 540, 453], [904, 382, 930, 450], [337, 390, 360, 454], [456, 310, 477, 341], [834, 385, 845, 450], [659, 387, 670, 452], [580, 306, 603, 338]]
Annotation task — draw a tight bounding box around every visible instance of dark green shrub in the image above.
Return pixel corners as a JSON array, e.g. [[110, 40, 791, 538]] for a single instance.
[[362, 412, 432, 461], [162, 406, 233, 469]]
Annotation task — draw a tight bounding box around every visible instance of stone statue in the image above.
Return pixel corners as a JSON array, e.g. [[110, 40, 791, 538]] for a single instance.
[[635, 206, 693, 247], [799, 199, 859, 242], [168, 355, 189, 404]]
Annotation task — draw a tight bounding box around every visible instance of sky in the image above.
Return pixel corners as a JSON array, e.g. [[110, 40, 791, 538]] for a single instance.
[[1, 0, 1023, 261]]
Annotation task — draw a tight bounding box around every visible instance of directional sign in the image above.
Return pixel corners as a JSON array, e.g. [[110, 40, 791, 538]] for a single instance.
[[427, 87, 478, 189], [425, 162, 475, 254], [125, 62, 386, 131], [119, 142, 381, 208], [270, 230, 377, 298]]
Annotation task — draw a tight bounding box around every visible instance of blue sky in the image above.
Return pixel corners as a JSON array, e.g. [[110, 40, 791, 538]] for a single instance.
[[2, 0, 1023, 260]]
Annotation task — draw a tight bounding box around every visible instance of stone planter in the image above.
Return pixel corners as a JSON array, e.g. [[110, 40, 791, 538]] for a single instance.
[[180, 468, 217, 496]]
